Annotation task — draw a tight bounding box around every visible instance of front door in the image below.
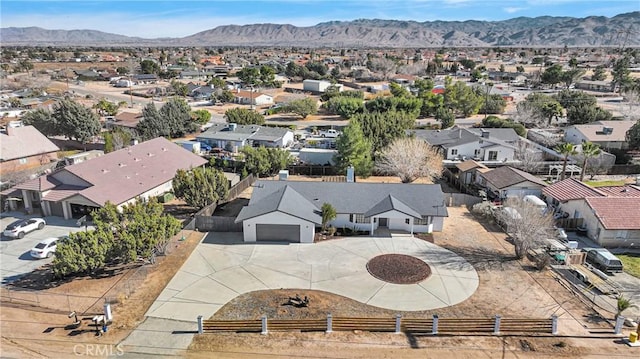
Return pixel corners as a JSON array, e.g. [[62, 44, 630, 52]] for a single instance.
[[379, 218, 388, 227]]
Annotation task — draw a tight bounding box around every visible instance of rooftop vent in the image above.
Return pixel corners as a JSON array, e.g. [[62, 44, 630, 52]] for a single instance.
[[134, 158, 141, 162], [147, 152, 154, 157], [118, 163, 126, 167], [101, 169, 109, 173], [161, 147, 167, 152]]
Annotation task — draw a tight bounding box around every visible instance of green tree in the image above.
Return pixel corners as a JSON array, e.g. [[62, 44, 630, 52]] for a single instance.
[[170, 80, 188, 96], [566, 104, 612, 125], [579, 142, 601, 182], [324, 97, 364, 119], [541, 64, 564, 86], [284, 98, 317, 119], [321, 203, 337, 231], [616, 295, 638, 319], [208, 76, 227, 88], [458, 59, 476, 70], [224, 107, 265, 125], [541, 101, 564, 125], [52, 230, 113, 278], [351, 111, 415, 154], [555, 143, 578, 180], [237, 67, 260, 86], [479, 94, 507, 115], [160, 97, 196, 137], [627, 119, 640, 150], [334, 120, 374, 177], [611, 55, 632, 92], [191, 109, 211, 125], [137, 103, 167, 140], [93, 98, 122, 116], [561, 68, 586, 89], [173, 167, 230, 209], [389, 82, 411, 97], [21, 108, 56, 136], [319, 85, 343, 101], [140, 59, 160, 74], [554, 89, 597, 108], [435, 107, 455, 129], [53, 97, 101, 144], [103, 127, 132, 153], [591, 65, 607, 81]]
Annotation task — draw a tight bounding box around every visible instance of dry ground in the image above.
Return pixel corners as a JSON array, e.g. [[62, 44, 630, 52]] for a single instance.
[[188, 206, 635, 358], [0, 230, 205, 358]]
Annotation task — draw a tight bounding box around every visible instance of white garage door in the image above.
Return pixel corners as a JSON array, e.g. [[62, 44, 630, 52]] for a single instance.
[[256, 224, 300, 242]]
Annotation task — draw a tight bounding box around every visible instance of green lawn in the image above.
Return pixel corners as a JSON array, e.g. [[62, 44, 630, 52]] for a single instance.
[[619, 254, 640, 278], [583, 180, 627, 187]]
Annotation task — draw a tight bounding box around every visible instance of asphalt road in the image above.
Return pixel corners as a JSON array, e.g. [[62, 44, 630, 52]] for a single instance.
[[0, 212, 91, 285]]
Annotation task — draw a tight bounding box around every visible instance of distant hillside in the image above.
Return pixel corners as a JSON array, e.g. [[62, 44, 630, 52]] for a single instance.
[[2, 12, 639, 47]]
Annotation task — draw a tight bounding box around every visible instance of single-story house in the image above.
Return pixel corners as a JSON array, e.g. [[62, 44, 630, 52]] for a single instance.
[[3, 137, 206, 218], [574, 80, 612, 93], [196, 123, 294, 153], [232, 89, 274, 106], [412, 127, 520, 162], [302, 79, 343, 94], [455, 160, 489, 187], [235, 181, 448, 243], [0, 125, 59, 178], [477, 166, 547, 200], [542, 178, 640, 248], [564, 121, 635, 150]]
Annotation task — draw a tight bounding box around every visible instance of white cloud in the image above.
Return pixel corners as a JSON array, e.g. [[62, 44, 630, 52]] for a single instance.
[[504, 7, 526, 14]]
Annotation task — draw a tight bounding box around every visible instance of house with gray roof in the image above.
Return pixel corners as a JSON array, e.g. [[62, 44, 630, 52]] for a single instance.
[[477, 166, 547, 200], [411, 127, 520, 162], [235, 180, 448, 243], [196, 123, 294, 152], [4, 137, 206, 219]]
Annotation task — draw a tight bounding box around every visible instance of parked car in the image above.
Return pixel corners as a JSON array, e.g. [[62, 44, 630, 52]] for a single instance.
[[30, 236, 64, 259], [584, 248, 624, 273], [319, 129, 341, 138], [3, 218, 46, 239]]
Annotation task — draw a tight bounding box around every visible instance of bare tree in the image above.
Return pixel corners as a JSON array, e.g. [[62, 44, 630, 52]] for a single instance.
[[513, 102, 546, 128], [515, 141, 543, 174], [575, 152, 614, 180], [494, 197, 554, 259], [375, 137, 443, 183], [367, 58, 397, 80]]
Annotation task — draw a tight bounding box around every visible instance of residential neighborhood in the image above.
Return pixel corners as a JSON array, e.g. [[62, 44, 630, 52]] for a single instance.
[[1, 6, 640, 358]]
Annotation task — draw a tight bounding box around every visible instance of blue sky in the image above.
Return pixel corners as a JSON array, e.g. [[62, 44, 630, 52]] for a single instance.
[[2, 0, 638, 38]]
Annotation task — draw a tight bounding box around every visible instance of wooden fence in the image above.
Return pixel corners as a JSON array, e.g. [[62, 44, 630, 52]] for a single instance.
[[198, 315, 556, 335], [555, 217, 584, 230], [444, 193, 483, 207], [196, 216, 243, 232]]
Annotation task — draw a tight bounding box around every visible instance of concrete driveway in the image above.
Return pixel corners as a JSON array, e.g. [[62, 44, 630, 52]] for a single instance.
[[0, 212, 91, 284], [145, 232, 479, 322]]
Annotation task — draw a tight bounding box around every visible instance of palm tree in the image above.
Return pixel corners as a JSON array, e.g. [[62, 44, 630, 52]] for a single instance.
[[554, 143, 577, 180], [616, 295, 637, 319], [321, 203, 337, 232], [579, 142, 602, 181]]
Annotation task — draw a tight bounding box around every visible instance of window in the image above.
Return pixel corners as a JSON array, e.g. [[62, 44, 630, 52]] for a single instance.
[[450, 149, 458, 156], [405, 218, 410, 224], [415, 216, 430, 225], [19, 158, 27, 164], [349, 214, 369, 223], [488, 151, 498, 161], [474, 149, 481, 157]]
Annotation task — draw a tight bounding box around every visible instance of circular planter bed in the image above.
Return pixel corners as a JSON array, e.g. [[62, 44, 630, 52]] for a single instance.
[[366, 254, 431, 284]]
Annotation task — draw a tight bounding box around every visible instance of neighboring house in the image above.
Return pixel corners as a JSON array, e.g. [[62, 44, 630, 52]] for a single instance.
[[542, 178, 640, 248], [455, 160, 489, 187], [0, 125, 59, 178], [196, 123, 294, 153], [107, 111, 144, 130], [2, 137, 206, 218], [412, 127, 520, 162], [302, 80, 343, 94], [477, 166, 547, 200], [235, 181, 448, 243], [574, 80, 612, 92], [232, 89, 274, 106], [564, 121, 635, 150]]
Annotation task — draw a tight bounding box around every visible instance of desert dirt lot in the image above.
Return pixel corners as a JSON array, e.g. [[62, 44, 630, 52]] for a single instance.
[[1, 205, 635, 358]]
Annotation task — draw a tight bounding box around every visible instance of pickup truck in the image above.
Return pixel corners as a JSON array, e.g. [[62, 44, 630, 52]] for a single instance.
[[319, 129, 341, 138]]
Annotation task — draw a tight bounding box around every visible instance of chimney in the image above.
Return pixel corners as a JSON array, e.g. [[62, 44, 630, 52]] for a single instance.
[[228, 123, 237, 131], [481, 129, 489, 138]]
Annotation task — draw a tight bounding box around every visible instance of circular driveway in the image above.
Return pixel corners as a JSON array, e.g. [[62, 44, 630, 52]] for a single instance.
[[146, 233, 479, 322]]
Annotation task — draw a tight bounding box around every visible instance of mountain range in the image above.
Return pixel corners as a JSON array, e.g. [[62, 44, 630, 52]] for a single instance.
[[1, 12, 639, 47]]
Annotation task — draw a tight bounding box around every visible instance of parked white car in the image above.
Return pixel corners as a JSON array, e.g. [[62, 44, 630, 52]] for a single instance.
[[319, 129, 341, 138], [30, 237, 63, 259], [3, 218, 46, 239]]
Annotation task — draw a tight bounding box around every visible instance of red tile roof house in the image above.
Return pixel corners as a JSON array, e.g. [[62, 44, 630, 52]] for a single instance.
[[542, 178, 640, 248], [0, 125, 60, 179], [6, 137, 206, 219]]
